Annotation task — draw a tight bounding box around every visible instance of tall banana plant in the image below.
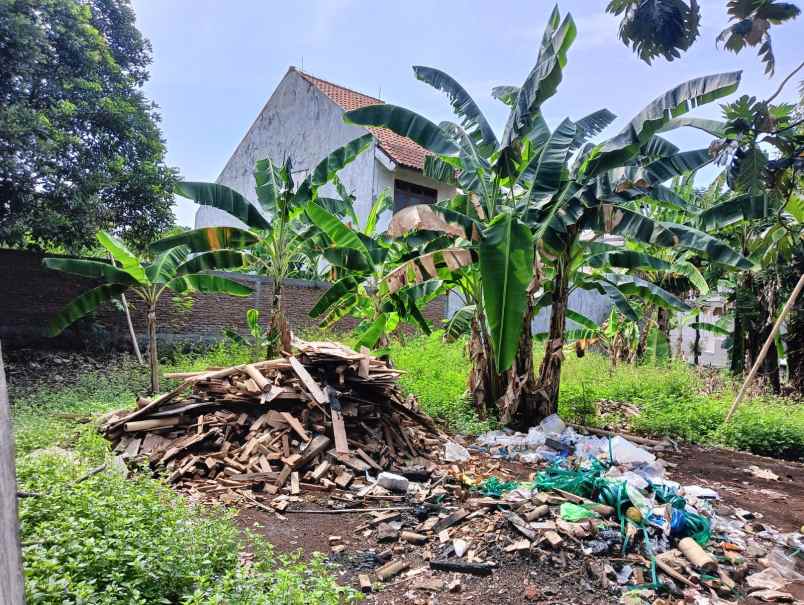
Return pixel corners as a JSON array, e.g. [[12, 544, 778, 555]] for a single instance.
[[344, 5, 750, 426], [154, 135, 373, 357], [44, 231, 253, 393]]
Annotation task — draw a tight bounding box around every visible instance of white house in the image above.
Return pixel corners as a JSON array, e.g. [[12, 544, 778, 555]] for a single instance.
[[196, 67, 456, 231]]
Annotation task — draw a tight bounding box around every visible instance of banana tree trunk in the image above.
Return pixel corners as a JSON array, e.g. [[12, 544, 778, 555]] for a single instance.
[[268, 278, 291, 358], [656, 308, 672, 357], [636, 305, 655, 362], [533, 256, 571, 419], [468, 314, 495, 419], [693, 325, 701, 366], [147, 304, 159, 394]]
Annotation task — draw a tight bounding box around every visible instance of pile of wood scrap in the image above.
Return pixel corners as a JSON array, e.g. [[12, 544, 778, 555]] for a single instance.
[[100, 341, 441, 507]]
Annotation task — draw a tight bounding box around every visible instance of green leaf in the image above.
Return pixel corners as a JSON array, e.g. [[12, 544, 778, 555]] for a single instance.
[[663, 222, 753, 269], [175, 181, 270, 230], [413, 66, 499, 154], [151, 227, 259, 253], [643, 148, 713, 182], [48, 284, 129, 336], [645, 327, 670, 364], [175, 250, 247, 275], [445, 305, 476, 342], [604, 273, 690, 311], [491, 85, 519, 106], [478, 211, 534, 371], [96, 231, 147, 283], [43, 258, 141, 286], [146, 247, 190, 283], [356, 315, 388, 349], [424, 155, 458, 186], [673, 260, 710, 295], [254, 157, 284, 215], [310, 134, 374, 187], [656, 117, 728, 138], [690, 321, 730, 337], [344, 105, 459, 156], [528, 118, 577, 207], [586, 250, 672, 272], [363, 189, 392, 237], [585, 71, 741, 176], [570, 108, 617, 150], [304, 202, 371, 262], [309, 276, 361, 318], [500, 8, 576, 152], [166, 274, 253, 297], [566, 308, 599, 331], [697, 193, 772, 230]]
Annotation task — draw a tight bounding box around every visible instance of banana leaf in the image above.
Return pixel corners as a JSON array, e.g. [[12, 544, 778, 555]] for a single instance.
[[151, 227, 259, 253], [146, 247, 190, 283], [310, 134, 374, 187], [43, 258, 141, 286], [305, 202, 371, 261], [344, 105, 459, 156], [309, 276, 361, 318], [413, 65, 498, 155], [175, 250, 248, 275], [528, 118, 577, 207], [166, 274, 253, 297], [175, 181, 270, 230], [478, 211, 534, 371], [96, 231, 148, 283], [697, 193, 771, 230], [584, 71, 741, 176], [49, 284, 129, 336], [444, 304, 476, 342]]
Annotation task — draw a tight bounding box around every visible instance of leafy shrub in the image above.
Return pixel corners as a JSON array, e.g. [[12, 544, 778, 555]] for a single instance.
[[17, 454, 356, 604]]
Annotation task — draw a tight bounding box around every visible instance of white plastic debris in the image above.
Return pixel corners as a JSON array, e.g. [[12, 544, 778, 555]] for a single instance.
[[608, 436, 656, 465], [377, 472, 409, 493], [444, 441, 470, 462], [681, 485, 719, 500], [453, 538, 469, 557], [539, 413, 566, 435], [526, 426, 547, 446]]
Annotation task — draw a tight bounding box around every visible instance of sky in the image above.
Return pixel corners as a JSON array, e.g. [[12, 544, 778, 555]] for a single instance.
[[131, 0, 804, 227]]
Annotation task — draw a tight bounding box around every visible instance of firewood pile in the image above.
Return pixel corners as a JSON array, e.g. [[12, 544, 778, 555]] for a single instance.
[[100, 341, 442, 507]]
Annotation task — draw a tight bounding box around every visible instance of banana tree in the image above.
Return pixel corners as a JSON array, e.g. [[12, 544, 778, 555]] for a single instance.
[[304, 190, 440, 348], [344, 5, 749, 426], [44, 231, 253, 393], [156, 135, 373, 357]]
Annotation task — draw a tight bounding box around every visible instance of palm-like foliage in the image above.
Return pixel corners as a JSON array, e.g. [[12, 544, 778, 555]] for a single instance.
[[344, 6, 749, 426], [305, 190, 442, 348], [45, 231, 252, 392], [159, 135, 373, 356]]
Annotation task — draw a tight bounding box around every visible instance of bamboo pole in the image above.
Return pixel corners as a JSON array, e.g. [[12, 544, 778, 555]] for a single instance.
[[724, 272, 804, 423], [0, 341, 25, 604]]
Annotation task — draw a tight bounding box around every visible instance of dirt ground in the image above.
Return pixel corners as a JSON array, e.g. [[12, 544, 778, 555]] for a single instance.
[[235, 442, 804, 604]]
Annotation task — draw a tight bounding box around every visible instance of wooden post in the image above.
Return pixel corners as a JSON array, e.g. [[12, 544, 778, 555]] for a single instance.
[[0, 341, 25, 604], [121, 292, 144, 365], [725, 272, 804, 423]]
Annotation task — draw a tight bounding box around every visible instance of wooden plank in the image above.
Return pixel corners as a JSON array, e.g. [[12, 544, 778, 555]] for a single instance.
[[328, 450, 370, 472], [310, 460, 331, 481], [0, 342, 24, 605], [429, 560, 493, 576], [290, 472, 300, 495], [358, 347, 371, 379], [243, 364, 270, 391], [295, 435, 331, 469], [331, 407, 349, 454], [433, 508, 470, 534], [287, 356, 328, 404], [280, 412, 310, 442]]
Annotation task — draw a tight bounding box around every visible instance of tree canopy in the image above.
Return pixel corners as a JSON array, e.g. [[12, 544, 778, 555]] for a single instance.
[[0, 0, 177, 252]]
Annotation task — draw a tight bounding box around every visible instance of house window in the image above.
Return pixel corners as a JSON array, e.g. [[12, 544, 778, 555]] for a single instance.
[[394, 179, 437, 212]]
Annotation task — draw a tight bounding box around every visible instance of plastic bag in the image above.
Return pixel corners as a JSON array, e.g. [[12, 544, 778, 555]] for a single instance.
[[608, 436, 656, 465], [560, 502, 599, 521], [444, 441, 470, 462], [539, 413, 566, 435]]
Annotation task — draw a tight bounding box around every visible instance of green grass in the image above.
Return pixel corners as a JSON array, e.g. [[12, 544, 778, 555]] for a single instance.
[[388, 332, 804, 460], [11, 344, 359, 605]]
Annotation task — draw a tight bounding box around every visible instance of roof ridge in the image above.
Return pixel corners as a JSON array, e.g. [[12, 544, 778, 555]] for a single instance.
[[293, 67, 384, 105]]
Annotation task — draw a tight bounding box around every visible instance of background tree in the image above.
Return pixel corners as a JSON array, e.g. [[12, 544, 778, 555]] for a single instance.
[[606, 0, 800, 74], [0, 0, 177, 252], [44, 231, 253, 393]]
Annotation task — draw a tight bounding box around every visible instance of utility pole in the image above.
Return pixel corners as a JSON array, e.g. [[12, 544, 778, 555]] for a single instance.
[[0, 340, 25, 603]]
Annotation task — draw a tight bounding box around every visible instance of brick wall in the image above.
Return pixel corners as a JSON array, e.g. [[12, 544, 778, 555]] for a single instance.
[[0, 249, 446, 352]]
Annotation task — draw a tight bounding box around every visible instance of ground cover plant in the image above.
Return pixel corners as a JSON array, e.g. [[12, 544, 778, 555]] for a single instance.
[[11, 348, 359, 605], [388, 331, 804, 460]]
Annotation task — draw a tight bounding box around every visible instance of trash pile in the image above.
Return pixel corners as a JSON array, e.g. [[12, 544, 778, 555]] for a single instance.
[[100, 341, 441, 508], [328, 420, 804, 603]]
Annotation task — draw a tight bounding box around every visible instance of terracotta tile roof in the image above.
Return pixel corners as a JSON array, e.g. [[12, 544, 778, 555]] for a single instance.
[[295, 68, 429, 171]]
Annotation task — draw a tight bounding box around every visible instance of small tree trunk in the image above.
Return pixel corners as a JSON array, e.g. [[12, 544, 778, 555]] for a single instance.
[[533, 256, 570, 419], [122, 293, 144, 365], [268, 279, 291, 358], [637, 305, 655, 362], [657, 308, 671, 357], [693, 325, 701, 366], [468, 314, 494, 418], [147, 304, 159, 394]]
